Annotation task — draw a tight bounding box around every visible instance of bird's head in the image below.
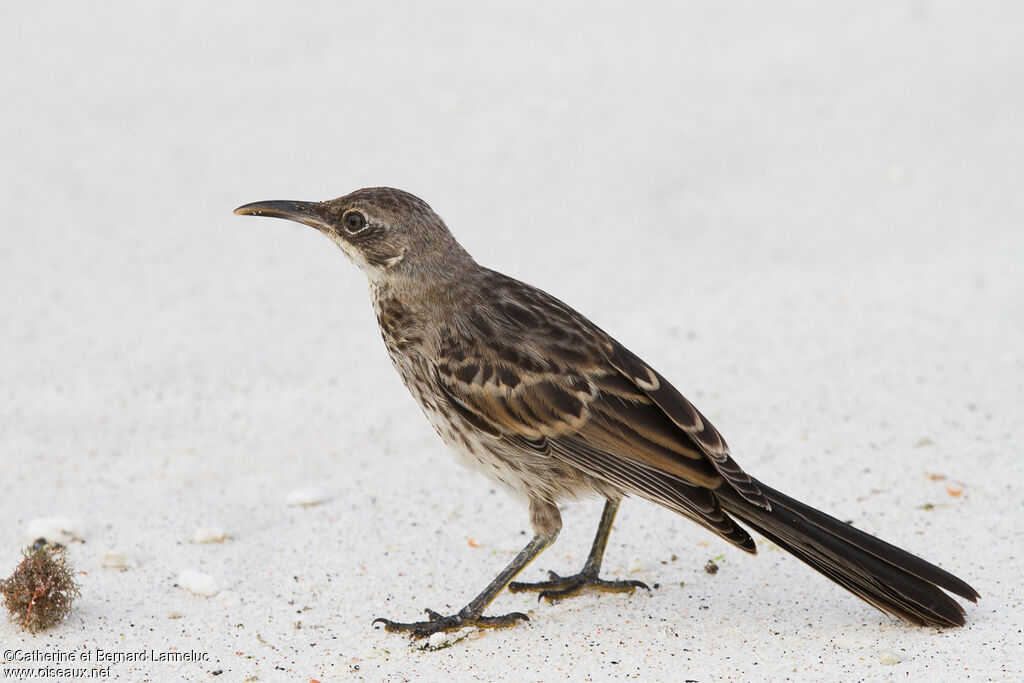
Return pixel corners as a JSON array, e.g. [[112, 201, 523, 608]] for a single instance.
[[234, 187, 472, 285]]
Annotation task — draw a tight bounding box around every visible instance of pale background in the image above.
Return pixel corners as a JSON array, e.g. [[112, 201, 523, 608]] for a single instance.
[[1, 1, 1022, 681]]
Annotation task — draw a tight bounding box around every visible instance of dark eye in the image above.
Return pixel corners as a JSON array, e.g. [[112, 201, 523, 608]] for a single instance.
[[344, 211, 366, 233]]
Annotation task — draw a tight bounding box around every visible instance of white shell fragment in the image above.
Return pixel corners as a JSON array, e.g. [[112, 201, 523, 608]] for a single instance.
[[100, 551, 129, 568], [878, 649, 903, 665], [422, 629, 472, 651], [193, 526, 227, 543], [286, 487, 329, 507], [25, 517, 85, 545], [178, 569, 220, 597]]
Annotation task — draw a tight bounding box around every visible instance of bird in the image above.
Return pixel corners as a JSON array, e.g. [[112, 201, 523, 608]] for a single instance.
[[234, 187, 979, 638]]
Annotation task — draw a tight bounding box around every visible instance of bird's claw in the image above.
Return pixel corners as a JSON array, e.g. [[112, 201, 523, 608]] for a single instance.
[[373, 608, 529, 638], [508, 570, 650, 603]]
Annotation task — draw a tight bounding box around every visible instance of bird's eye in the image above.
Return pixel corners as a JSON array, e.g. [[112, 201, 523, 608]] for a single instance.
[[344, 211, 366, 233]]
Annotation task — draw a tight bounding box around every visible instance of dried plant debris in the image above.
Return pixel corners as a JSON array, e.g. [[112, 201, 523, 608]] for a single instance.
[[704, 554, 724, 575], [1, 542, 81, 633]]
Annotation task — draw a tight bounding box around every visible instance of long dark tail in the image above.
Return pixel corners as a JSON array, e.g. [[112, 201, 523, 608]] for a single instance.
[[715, 479, 980, 627]]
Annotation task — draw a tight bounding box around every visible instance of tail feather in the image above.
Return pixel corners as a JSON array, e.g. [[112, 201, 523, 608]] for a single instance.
[[715, 479, 979, 627]]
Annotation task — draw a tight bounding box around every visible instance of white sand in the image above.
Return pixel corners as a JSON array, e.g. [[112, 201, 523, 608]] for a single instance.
[[2, 1, 1021, 680]]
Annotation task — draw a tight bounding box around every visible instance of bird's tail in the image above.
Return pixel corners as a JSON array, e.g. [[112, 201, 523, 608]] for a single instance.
[[714, 479, 980, 627]]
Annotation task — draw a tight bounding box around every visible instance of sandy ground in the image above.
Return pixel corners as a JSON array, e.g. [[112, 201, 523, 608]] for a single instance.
[[2, 1, 1022, 681]]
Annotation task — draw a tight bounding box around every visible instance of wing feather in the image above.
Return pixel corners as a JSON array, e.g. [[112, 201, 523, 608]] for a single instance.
[[610, 343, 770, 509], [432, 346, 754, 548]]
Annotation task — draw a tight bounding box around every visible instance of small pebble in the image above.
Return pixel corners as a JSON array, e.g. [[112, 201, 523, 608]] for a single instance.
[[218, 590, 241, 607], [178, 569, 220, 597], [286, 487, 329, 507], [945, 481, 965, 497], [100, 551, 129, 568], [25, 517, 85, 545], [193, 527, 227, 544], [878, 649, 902, 665]]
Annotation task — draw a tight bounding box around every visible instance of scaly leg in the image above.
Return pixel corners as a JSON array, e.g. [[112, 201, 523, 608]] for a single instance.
[[507, 499, 649, 601], [374, 532, 557, 638]]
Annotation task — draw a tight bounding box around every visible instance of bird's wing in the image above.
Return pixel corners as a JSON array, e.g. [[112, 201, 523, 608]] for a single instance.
[[430, 279, 758, 549]]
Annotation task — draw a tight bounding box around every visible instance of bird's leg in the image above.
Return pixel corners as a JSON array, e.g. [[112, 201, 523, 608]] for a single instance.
[[508, 499, 649, 602], [373, 532, 557, 638]]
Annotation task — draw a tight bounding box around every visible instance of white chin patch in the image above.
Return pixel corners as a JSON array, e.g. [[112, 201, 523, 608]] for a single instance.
[[328, 234, 369, 269]]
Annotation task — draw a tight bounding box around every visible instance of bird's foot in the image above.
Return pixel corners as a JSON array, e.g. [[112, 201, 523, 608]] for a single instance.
[[508, 570, 650, 602], [373, 608, 529, 638]]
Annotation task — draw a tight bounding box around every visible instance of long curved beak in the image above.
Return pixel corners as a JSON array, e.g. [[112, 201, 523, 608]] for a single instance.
[[233, 200, 331, 231]]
